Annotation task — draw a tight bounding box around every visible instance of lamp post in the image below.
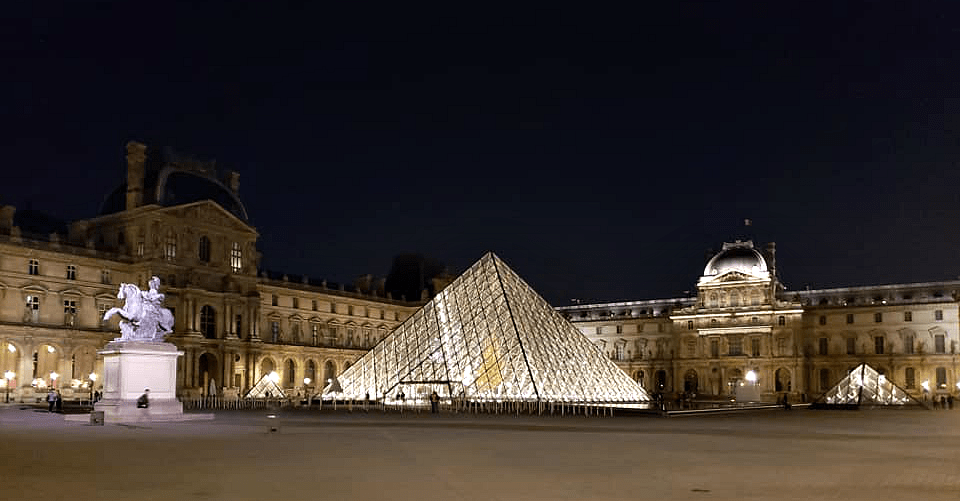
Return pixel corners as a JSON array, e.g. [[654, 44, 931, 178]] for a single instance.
[[3, 370, 13, 403], [303, 377, 312, 405], [50, 372, 59, 388]]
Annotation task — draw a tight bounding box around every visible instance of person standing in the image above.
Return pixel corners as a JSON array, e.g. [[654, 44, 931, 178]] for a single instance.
[[46, 389, 57, 412], [55, 390, 63, 413], [429, 391, 439, 414]]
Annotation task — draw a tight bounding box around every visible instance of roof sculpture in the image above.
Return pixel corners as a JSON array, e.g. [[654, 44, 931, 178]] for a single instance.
[[816, 363, 920, 406], [334, 253, 648, 403]]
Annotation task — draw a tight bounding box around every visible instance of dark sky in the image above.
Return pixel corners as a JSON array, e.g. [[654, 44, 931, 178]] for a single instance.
[[4, 2, 960, 304]]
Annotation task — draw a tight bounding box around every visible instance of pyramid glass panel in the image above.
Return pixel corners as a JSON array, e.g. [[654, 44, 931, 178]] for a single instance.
[[818, 363, 919, 406], [335, 253, 648, 403]]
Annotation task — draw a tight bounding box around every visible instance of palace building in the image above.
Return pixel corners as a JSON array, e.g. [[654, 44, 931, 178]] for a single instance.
[[0, 142, 422, 402], [557, 240, 960, 403]]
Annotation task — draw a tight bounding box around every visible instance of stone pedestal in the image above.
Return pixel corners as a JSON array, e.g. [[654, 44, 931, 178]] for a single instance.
[[94, 341, 185, 422]]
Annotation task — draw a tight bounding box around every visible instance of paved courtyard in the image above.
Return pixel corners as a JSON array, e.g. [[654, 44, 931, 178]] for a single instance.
[[1, 405, 958, 501]]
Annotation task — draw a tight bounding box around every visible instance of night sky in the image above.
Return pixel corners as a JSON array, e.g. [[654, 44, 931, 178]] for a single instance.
[[4, 2, 960, 305]]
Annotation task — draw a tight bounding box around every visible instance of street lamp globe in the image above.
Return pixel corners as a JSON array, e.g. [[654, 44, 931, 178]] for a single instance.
[[89, 372, 97, 382], [303, 377, 311, 385], [3, 370, 13, 381], [745, 370, 758, 383]]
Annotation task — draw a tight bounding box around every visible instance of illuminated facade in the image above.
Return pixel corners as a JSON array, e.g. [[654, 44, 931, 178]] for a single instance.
[[558, 240, 960, 403], [0, 142, 421, 402], [338, 253, 648, 402]]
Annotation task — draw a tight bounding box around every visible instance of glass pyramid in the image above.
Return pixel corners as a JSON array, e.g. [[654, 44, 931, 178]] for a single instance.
[[336, 253, 649, 403], [818, 364, 919, 406], [244, 374, 286, 399]]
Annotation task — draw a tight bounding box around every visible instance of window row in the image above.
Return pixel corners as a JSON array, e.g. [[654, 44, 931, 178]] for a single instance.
[[268, 294, 397, 320], [819, 310, 944, 325], [161, 231, 243, 273], [816, 334, 948, 355], [24, 260, 112, 284]]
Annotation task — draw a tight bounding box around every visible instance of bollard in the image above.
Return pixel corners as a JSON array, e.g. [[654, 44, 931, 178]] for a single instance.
[[90, 410, 105, 426]]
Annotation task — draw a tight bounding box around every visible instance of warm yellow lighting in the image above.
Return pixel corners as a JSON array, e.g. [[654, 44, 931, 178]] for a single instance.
[[3, 370, 13, 381], [921, 380, 931, 391], [50, 372, 59, 381], [46, 346, 55, 353], [267, 371, 280, 384], [6, 344, 15, 353], [89, 372, 97, 382], [303, 377, 312, 385], [745, 370, 758, 383], [70, 379, 81, 388]]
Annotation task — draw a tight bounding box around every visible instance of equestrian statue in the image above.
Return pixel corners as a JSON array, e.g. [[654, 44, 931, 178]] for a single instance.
[[103, 276, 174, 342]]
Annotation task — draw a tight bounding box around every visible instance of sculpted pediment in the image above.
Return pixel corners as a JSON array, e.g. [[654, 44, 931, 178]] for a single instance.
[[700, 270, 770, 285], [160, 201, 258, 235]]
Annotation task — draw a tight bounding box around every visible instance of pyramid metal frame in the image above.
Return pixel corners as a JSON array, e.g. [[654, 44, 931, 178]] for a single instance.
[[815, 363, 921, 407], [244, 374, 286, 399], [335, 253, 648, 403]]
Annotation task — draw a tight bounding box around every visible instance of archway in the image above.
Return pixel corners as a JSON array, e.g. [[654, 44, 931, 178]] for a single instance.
[[727, 368, 743, 395], [684, 369, 699, 394], [259, 357, 276, 380], [323, 360, 336, 384], [654, 370, 667, 391], [198, 353, 219, 395], [284, 359, 296, 386], [775, 367, 791, 392]]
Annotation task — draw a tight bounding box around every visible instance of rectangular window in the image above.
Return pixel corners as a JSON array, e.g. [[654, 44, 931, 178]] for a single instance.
[[63, 300, 77, 326], [615, 343, 624, 361], [136, 241, 144, 257], [904, 311, 912, 322], [846, 337, 856, 355], [687, 320, 694, 330], [292, 298, 299, 309], [727, 337, 742, 356], [935, 309, 943, 321], [874, 336, 884, 354], [28, 259, 39, 275], [874, 312, 882, 323], [904, 367, 915, 389], [66, 265, 77, 280], [235, 314, 242, 338], [331, 303, 337, 313], [751, 337, 760, 357], [818, 315, 826, 326], [230, 242, 242, 273], [312, 324, 319, 345], [935, 334, 946, 354], [616, 325, 623, 334], [312, 300, 317, 311], [904, 334, 914, 354], [348, 305, 354, 315], [100, 270, 111, 284], [778, 316, 786, 326], [271, 295, 278, 307], [595, 326, 602, 335], [936, 367, 947, 388], [380, 310, 385, 320], [25, 295, 39, 322], [710, 338, 719, 358], [818, 337, 828, 355], [777, 338, 786, 355], [819, 368, 831, 391], [846, 314, 854, 324], [271, 321, 280, 343], [98, 303, 109, 326]]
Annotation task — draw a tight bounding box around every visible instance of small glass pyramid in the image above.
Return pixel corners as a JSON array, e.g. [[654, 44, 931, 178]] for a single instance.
[[244, 373, 286, 399], [336, 253, 648, 403], [819, 363, 918, 406]]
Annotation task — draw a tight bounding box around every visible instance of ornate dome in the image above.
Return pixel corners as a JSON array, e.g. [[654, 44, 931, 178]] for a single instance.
[[703, 241, 768, 277]]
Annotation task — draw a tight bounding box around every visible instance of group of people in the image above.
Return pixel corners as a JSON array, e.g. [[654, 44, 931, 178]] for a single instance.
[[931, 394, 954, 409], [45, 389, 62, 413]]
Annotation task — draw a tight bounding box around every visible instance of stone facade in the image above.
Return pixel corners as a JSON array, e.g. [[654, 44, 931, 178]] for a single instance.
[[0, 142, 421, 402], [558, 240, 960, 403]]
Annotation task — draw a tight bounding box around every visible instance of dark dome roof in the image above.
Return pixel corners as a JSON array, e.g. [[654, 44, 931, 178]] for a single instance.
[[99, 164, 248, 221]]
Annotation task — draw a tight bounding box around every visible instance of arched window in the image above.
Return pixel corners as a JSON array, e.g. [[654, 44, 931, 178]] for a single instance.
[[198, 236, 210, 263], [323, 360, 336, 383], [230, 242, 242, 273], [305, 360, 316, 382], [285, 359, 296, 386], [164, 230, 177, 261], [200, 305, 216, 339], [708, 293, 718, 308]]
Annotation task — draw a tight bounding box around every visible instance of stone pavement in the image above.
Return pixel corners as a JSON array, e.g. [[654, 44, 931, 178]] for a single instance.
[[1, 405, 958, 501]]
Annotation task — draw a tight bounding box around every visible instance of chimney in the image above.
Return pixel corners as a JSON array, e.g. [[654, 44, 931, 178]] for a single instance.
[[125, 141, 147, 211], [0, 205, 15, 234], [226, 171, 241, 194], [764, 241, 777, 277]]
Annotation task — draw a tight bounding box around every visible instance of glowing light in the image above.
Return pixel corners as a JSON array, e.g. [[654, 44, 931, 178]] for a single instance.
[[6, 344, 15, 353], [32, 378, 46, 388], [267, 371, 280, 384], [50, 372, 59, 381], [3, 370, 13, 381], [745, 370, 758, 383], [303, 377, 311, 385], [921, 380, 931, 391], [46, 346, 55, 353], [70, 379, 81, 388], [956, 381, 960, 391], [89, 373, 97, 382]]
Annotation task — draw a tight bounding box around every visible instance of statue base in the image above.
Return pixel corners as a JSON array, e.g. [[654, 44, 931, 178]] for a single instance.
[[88, 341, 208, 422]]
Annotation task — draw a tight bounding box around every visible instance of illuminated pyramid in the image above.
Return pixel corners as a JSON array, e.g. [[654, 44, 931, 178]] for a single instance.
[[817, 364, 919, 406], [244, 373, 285, 399], [336, 253, 648, 403]]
